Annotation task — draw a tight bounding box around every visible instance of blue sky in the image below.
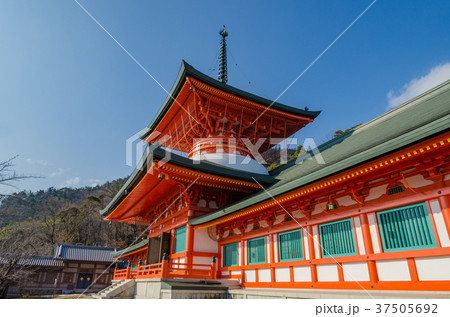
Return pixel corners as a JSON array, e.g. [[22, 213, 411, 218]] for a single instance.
[[1, 0, 449, 193]]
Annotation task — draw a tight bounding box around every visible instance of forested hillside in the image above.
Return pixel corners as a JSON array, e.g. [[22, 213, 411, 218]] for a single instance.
[[0, 178, 145, 256]]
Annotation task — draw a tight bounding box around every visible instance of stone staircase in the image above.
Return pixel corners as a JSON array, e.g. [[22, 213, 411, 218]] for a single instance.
[[218, 279, 241, 290], [92, 279, 135, 299], [92, 278, 241, 299], [158, 279, 233, 299]]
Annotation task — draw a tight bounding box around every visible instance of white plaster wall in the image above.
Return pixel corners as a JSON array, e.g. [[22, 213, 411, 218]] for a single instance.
[[335, 195, 357, 207], [193, 227, 219, 253], [237, 242, 241, 266], [221, 270, 229, 276], [259, 268, 271, 282], [266, 236, 271, 263], [353, 216, 366, 255], [313, 225, 320, 259], [293, 266, 311, 282], [208, 201, 218, 209], [400, 174, 434, 188], [303, 228, 310, 260], [429, 200, 450, 247], [273, 235, 278, 263], [368, 213, 381, 253], [233, 227, 242, 235], [245, 269, 255, 283], [291, 210, 303, 219], [415, 256, 450, 281], [244, 241, 247, 265], [275, 267, 290, 282], [376, 259, 411, 281], [311, 200, 326, 215], [170, 257, 184, 270], [366, 184, 388, 201], [342, 262, 370, 282], [317, 264, 339, 282], [273, 214, 285, 226], [193, 256, 213, 270]]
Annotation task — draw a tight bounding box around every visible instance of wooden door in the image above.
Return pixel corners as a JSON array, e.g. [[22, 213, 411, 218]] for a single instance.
[[159, 231, 171, 260], [76, 273, 93, 290], [146, 237, 161, 265], [146, 232, 171, 264]]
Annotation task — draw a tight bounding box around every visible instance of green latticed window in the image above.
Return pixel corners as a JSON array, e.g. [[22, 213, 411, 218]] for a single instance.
[[223, 242, 238, 267], [319, 218, 356, 258], [247, 237, 266, 265], [278, 229, 303, 261], [377, 202, 436, 252], [174, 226, 186, 254]]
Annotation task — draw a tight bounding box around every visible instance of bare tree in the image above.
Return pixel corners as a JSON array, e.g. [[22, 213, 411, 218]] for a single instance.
[[0, 156, 40, 297], [0, 223, 40, 298], [0, 156, 37, 201]]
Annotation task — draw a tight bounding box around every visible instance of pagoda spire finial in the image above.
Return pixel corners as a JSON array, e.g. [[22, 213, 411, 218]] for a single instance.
[[218, 25, 228, 84]]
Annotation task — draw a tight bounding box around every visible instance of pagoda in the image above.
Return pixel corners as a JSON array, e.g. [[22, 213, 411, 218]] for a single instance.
[[101, 27, 319, 277]]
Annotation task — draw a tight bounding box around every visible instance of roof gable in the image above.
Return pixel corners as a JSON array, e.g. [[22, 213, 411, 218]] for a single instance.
[[53, 243, 118, 263]]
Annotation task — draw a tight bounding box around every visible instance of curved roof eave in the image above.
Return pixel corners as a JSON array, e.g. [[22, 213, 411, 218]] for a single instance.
[[100, 144, 278, 218], [139, 60, 321, 140]]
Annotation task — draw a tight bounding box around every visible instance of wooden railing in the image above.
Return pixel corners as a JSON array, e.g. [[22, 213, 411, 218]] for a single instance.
[[113, 257, 217, 280], [113, 267, 132, 280], [135, 263, 163, 279], [167, 262, 216, 279]]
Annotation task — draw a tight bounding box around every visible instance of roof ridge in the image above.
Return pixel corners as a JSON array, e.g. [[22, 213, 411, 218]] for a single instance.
[[57, 243, 117, 250], [351, 78, 450, 134], [270, 78, 450, 177]]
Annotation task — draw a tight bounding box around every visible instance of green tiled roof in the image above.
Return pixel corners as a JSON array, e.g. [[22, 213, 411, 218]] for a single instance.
[[139, 60, 321, 140], [189, 79, 450, 226], [111, 239, 148, 258], [100, 145, 277, 217]]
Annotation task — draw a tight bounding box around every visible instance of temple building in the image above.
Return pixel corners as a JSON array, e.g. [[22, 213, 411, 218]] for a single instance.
[[1, 244, 117, 297], [99, 30, 450, 298]]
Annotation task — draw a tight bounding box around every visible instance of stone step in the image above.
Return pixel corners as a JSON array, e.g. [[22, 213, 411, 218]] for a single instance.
[[93, 279, 129, 298], [218, 279, 241, 290]]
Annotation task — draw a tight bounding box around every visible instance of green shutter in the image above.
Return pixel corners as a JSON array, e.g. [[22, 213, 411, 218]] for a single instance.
[[377, 202, 436, 252], [248, 237, 266, 265], [174, 226, 186, 254], [278, 229, 303, 261], [319, 218, 356, 258], [223, 243, 238, 267]]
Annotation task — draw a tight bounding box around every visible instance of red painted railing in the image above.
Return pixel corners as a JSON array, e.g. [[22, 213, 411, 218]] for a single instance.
[[113, 257, 217, 280], [135, 263, 163, 279], [167, 262, 216, 279], [113, 267, 132, 280]]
